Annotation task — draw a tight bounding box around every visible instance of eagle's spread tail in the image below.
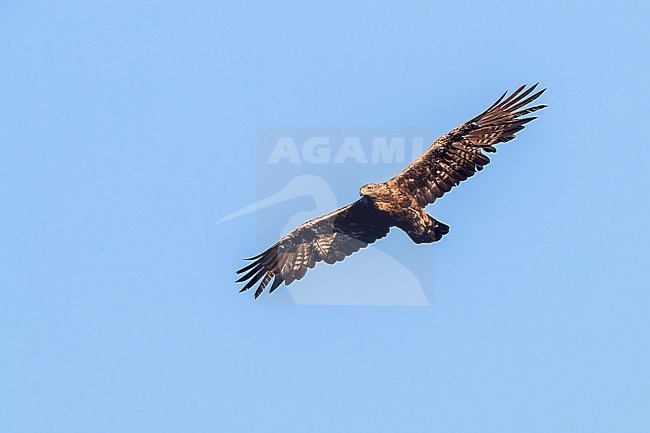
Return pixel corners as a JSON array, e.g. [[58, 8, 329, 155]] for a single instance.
[[407, 217, 450, 244], [433, 219, 450, 241]]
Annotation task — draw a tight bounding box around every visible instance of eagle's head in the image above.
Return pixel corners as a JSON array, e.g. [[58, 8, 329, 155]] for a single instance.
[[359, 183, 382, 198]]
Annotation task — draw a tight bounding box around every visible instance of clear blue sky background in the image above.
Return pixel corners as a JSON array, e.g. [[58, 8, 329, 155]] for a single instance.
[[2, 1, 650, 432]]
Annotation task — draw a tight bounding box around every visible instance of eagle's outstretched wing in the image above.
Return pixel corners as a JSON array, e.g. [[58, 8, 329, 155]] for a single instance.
[[387, 84, 547, 206], [236, 198, 390, 298]]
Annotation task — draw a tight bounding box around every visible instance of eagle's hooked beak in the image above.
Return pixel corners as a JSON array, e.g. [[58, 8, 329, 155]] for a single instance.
[[359, 183, 377, 197]]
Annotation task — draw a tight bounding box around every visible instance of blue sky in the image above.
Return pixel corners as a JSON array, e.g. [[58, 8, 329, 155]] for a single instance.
[[2, 0, 650, 432]]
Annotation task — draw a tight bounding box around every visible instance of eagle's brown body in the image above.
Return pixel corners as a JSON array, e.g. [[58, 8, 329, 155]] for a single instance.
[[236, 84, 547, 298], [359, 183, 449, 244]]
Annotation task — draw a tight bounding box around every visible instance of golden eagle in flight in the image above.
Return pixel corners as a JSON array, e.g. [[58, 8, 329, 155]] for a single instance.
[[237, 84, 546, 298]]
